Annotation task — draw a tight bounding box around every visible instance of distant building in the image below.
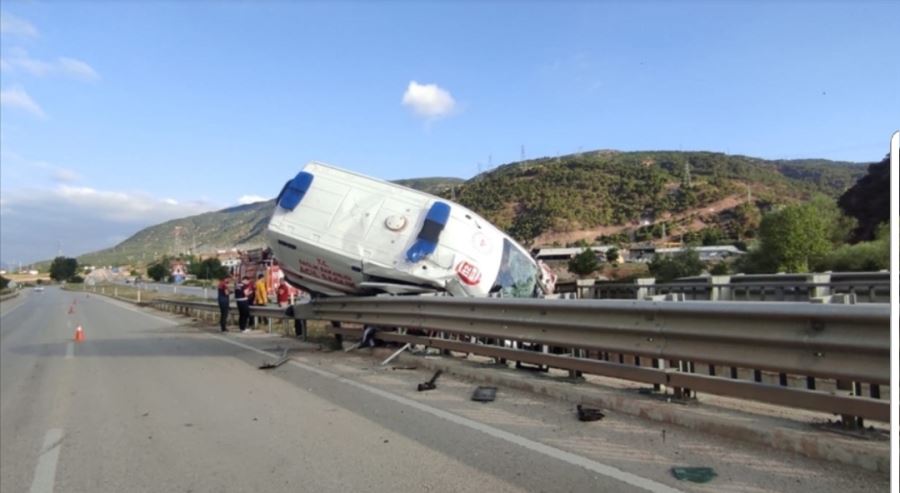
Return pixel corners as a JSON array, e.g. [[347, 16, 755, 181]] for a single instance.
[[216, 250, 242, 273], [534, 246, 621, 263], [169, 260, 189, 284], [654, 245, 745, 262]]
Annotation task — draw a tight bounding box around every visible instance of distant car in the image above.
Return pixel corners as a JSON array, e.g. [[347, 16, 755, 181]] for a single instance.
[[266, 161, 556, 298], [34, 286, 44, 292]]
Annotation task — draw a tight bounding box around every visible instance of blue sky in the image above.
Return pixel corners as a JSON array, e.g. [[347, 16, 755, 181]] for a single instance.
[[1, 1, 897, 266]]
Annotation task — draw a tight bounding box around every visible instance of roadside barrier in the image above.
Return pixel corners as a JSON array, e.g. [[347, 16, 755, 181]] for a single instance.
[[150, 295, 890, 424]]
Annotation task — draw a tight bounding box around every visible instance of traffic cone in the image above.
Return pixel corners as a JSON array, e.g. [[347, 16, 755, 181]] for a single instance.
[[74, 325, 85, 343]]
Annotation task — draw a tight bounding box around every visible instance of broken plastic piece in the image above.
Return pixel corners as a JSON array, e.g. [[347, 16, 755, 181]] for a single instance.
[[576, 404, 605, 422], [671, 467, 717, 483], [471, 386, 497, 402]]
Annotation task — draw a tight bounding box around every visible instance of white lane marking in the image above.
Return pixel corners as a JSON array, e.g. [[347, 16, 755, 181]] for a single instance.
[[213, 335, 684, 493], [29, 428, 63, 493], [65, 342, 73, 359], [90, 295, 181, 326], [0, 299, 28, 320]]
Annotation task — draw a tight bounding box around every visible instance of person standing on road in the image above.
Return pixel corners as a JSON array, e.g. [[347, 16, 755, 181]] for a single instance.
[[245, 275, 256, 328], [277, 278, 306, 338], [217, 275, 232, 332], [276, 278, 291, 308], [254, 273, 269, 325], [235, 276, 251, 332]]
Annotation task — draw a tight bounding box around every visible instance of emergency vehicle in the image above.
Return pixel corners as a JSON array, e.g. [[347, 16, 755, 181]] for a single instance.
[[266, 162, 556, 298]]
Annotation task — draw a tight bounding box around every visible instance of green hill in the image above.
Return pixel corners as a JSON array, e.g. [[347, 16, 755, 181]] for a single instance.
[[70, 151, 868, 267], [448, 150, 866, 245]]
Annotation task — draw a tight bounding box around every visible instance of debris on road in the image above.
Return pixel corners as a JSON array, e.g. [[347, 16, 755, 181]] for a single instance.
[[380, 343, 412, 366], [417, 370, 442, 391], [471, 386, 497, 402], [391, 365, 417, 370], [576, 404, 605, 422], [259, 348, 290, 370], [671, 467, 717, 483]]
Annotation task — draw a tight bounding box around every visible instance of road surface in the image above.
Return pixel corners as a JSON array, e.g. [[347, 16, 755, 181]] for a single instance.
[[1, 287, 887, 492]]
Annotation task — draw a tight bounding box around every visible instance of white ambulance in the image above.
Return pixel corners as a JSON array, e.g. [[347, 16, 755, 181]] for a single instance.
[[266, 161, 556, 298]]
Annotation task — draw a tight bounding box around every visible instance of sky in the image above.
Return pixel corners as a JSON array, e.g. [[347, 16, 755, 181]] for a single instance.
[[1, 1, 897, 267]]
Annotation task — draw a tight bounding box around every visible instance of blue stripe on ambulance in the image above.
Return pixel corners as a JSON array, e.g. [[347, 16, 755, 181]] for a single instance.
[[277, 171, 314, 211], [405, 201, 451, 262]]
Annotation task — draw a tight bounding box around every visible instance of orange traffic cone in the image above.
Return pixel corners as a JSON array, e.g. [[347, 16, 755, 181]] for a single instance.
[[74, 325, 85, 343]]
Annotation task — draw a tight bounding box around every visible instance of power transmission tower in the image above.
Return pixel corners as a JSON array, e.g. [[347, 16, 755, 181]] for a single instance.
[[520, 145, 525, 161], [683, 161, 692, 187]]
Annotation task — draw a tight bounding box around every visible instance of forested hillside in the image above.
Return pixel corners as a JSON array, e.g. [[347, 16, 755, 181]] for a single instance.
[[446, 151, 865, 244]]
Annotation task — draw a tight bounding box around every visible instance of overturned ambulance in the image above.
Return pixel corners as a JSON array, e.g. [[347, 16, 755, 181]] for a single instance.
[[266, 162, 556, 298]]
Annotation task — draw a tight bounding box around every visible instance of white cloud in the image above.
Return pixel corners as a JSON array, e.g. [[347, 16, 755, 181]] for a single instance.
[[238, 195, 268, 205], [0, 50, 100, 81], [0, 185, 221, 264], [50, 167, 80, 183], [0, 12, 38, 38], [401, 81, 457, 119], [0, 150, 79, 184], [57, 57, 100, 81], [0, 87, 45, 118]]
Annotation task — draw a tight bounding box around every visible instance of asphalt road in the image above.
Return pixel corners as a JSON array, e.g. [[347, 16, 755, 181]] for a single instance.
[[0, 287, 887, 493]]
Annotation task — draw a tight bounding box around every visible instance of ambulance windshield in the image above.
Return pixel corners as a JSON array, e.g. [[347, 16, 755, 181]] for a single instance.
[[492, 239, 539, 298]]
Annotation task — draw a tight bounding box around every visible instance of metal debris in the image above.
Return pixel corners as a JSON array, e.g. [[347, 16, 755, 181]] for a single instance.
[[576, 404, 605, 422], [671, 467, 717, 483], [471, 386, 497, 402], [259, 348, 290, 369], [417, 370, 442, 391], [380, 343, 412, 366]]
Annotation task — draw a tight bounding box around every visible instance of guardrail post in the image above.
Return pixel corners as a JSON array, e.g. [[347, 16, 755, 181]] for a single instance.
[[635, 278, 655, 300], [808, 273, 831, 300], [576, 279, 595, 299]]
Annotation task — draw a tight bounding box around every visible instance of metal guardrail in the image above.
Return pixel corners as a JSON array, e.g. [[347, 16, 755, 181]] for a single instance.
[[558, 272, 891, 303], [150, 296, 890, 423]]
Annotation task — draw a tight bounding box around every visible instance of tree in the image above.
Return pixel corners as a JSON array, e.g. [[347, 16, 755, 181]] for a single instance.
[[49, 256, 78, 282], [755, 203, 832, 273], [605, 247, 620, 264], [838, 155, 889, 242], [648, 249, 703, 282], [568, 248, 599, 277], [147, 262, 168, 282], [189, 258, 228, 280]]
